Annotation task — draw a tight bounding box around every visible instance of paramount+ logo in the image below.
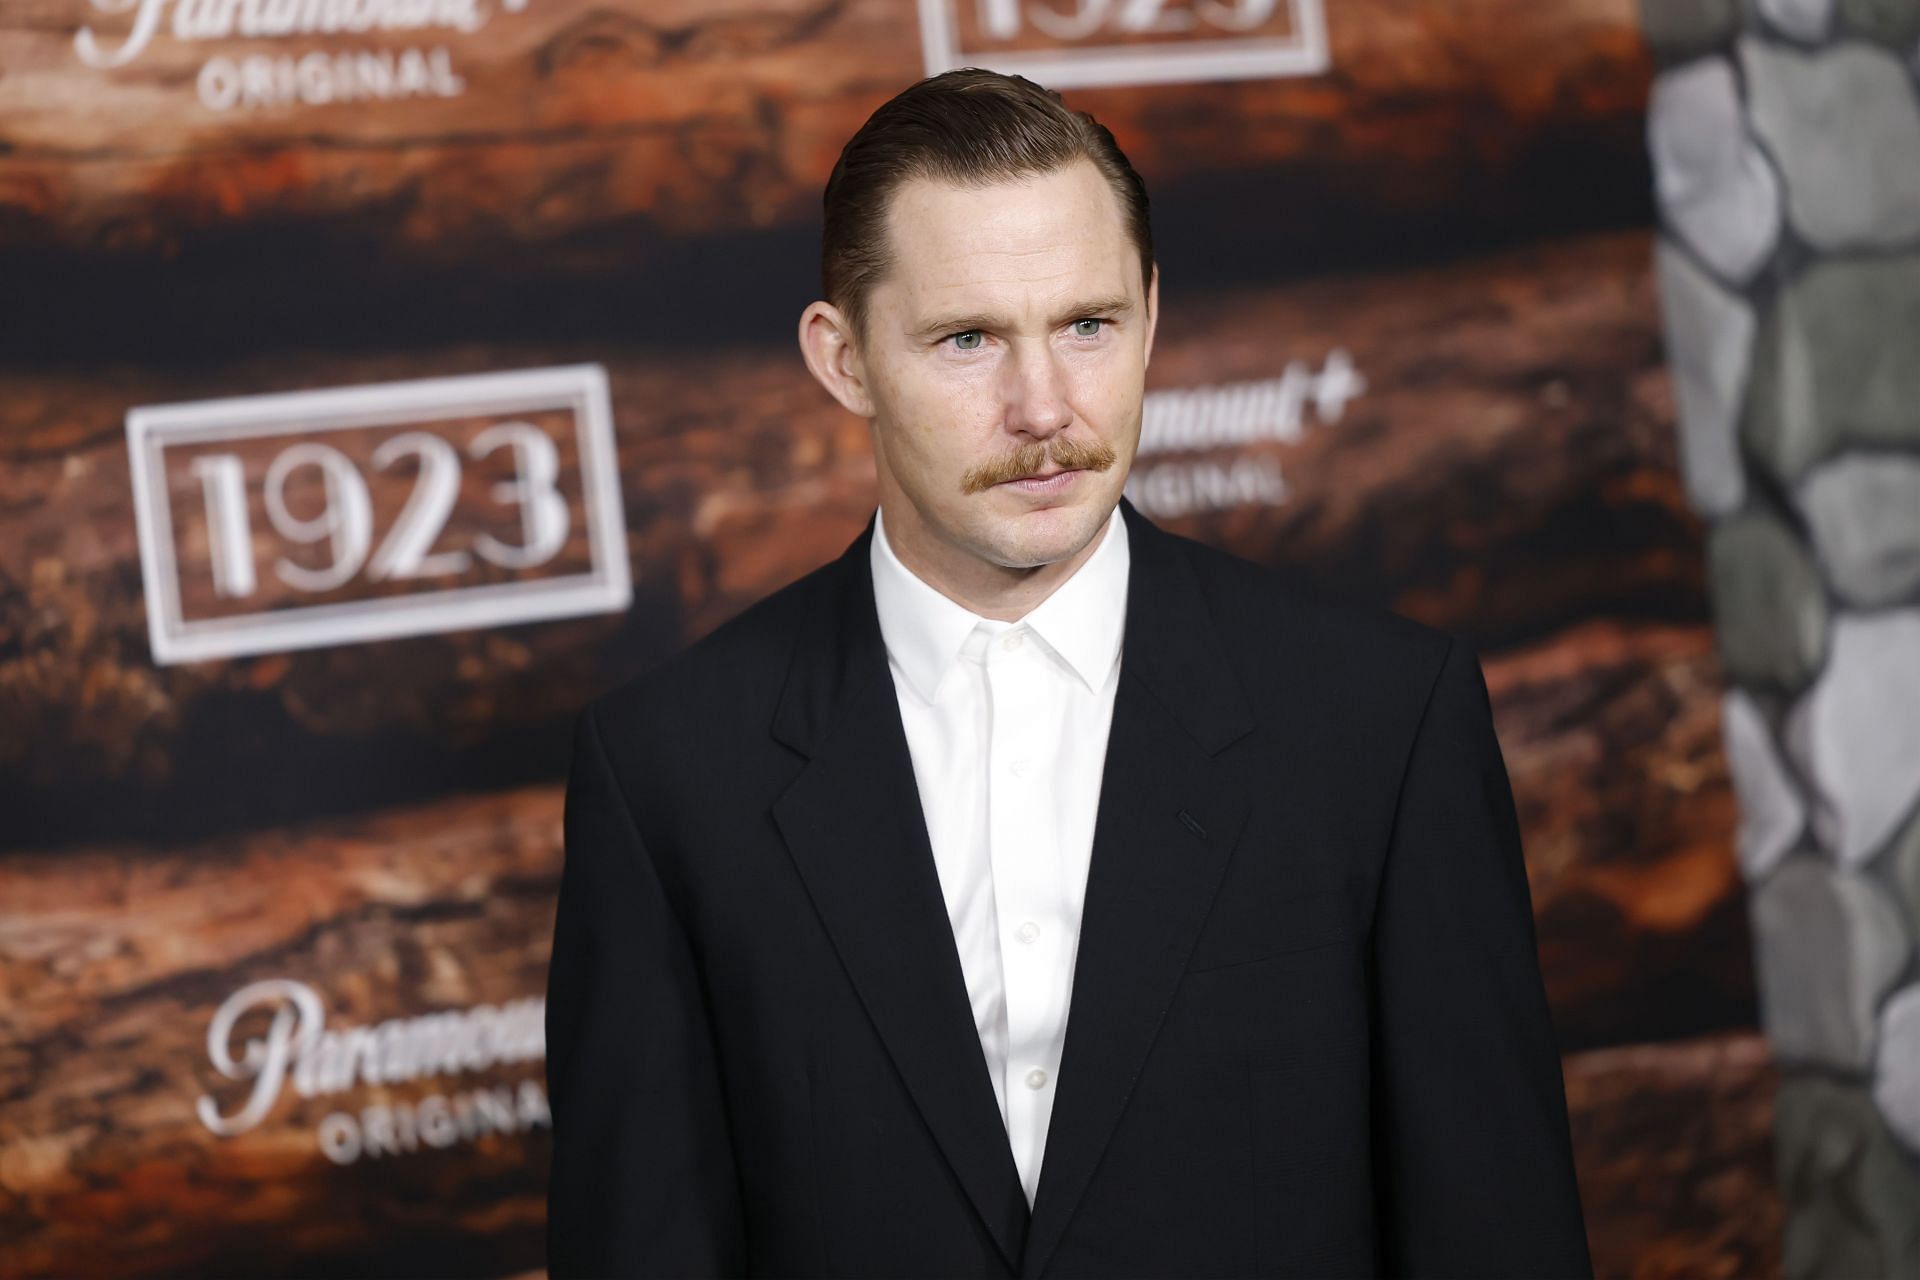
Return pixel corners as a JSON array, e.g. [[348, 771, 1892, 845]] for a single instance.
[[71, 0, 531, 112], [197, 979, 550, 1167], [918, 0, 1330, 88]]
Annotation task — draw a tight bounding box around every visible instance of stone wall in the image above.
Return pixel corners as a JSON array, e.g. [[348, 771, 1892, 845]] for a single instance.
[[1642, 0, 1920, 1273]]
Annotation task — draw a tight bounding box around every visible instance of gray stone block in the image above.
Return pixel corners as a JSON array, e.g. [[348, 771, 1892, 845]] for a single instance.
[[1752, 857, 1907, 1070], [1725, 688, 1807, 881], [1873, 984, 1920, 1156], [1649, 57, 1784, 284], [1656, 239, 1752, 517], [1776, 1073, 1920, 1279], [1837, 0, 1920, 46], [1786, 609, 1920, 866], [1743, 39, 1920, 251], [1638, 0, 1742, 53], [1709, 509, 1828, 690], [1745, 254, 1920, 484], [1758, 0, 1837, 39], [1799, 454, 1920, 606]]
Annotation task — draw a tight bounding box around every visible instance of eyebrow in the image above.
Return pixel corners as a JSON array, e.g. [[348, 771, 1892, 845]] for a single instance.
[[908, 295, 1136, 343]]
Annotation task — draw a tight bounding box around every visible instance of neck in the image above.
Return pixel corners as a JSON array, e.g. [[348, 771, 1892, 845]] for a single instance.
[[878, 493, 1114, 624]]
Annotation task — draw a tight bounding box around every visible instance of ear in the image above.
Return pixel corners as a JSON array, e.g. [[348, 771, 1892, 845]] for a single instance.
[[1142, 266, 1160, 368], [798, 301, 875, 418]]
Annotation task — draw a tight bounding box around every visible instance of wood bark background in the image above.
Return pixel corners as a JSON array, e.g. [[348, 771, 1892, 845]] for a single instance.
[[2, 224, 1766, 1271], [0, 782, 1770, 1278], [0, 788, 562, 1280], [0, 0, 1772, 1271], [1, 230, 1704, 850], [0, 0, 1650, 265]]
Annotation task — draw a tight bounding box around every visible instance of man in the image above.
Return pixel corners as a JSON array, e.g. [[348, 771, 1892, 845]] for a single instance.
[[546, 70, 1591, 1278]]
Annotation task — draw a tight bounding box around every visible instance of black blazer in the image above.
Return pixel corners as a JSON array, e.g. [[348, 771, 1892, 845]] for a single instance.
[[546, 500, 1591, 1278]]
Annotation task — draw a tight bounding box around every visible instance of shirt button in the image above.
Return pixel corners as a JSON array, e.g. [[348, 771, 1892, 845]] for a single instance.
[[1025, 1068, 1049, 1090], [1008, 758, 1030, 778], [1002, 631, 1024, 652], [1016, 921, 1040, 944]]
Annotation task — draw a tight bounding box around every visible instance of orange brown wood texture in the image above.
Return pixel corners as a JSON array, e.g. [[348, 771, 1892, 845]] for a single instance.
[[1, 229, 1701, 836], [0, 786, 563, 1280], [4, 223, 1752, 1036], [0, 740, 1768, 1280], [1, 0, 1651, 264], [1566, 1032, 1782, 1280], [0, 1, 1773, 1271]]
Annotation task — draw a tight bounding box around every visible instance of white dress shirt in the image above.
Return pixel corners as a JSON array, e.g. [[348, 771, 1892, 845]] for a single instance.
[[869, 504, 1130, 1207]]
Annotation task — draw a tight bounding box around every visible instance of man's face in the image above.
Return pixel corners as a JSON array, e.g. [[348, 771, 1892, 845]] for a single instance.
[[853, 160, 1156, 572]]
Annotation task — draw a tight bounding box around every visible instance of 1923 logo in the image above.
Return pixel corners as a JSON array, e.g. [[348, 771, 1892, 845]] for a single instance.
[[128, 365, 630, 664], [918, 0, 1329, 88]]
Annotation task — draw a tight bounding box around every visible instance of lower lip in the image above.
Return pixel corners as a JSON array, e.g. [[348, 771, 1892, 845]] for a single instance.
[[1000, 470, 1083, 496]]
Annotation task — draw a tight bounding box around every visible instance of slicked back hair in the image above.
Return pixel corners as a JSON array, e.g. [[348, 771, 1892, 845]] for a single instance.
[[821, 68, 1154, 343]]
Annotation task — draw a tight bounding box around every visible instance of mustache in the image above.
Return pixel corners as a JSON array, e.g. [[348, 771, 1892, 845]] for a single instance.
[[959, 437, 1118, 496]]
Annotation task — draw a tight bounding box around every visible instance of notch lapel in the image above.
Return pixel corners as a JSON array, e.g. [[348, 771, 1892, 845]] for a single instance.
[[1021, 501, 1255, 1278], [770, 526, 1030, 1272]]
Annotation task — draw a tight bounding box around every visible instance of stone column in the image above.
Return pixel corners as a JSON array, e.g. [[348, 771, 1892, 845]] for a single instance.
[[1641, 1, 1920, 1274]]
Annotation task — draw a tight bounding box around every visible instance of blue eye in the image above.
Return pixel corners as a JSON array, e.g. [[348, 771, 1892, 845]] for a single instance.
[[951, 330, 984, 350], [1072, 318, 1103, 337]]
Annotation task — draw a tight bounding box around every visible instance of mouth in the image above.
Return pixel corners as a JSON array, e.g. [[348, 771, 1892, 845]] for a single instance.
[[998, 468, 1084, 495]]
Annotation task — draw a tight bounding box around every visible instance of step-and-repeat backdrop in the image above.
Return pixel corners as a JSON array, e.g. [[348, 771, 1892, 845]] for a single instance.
[[1, 2, 1768, 1275]]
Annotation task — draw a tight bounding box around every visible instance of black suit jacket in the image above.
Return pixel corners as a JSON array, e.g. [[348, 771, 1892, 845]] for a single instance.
[[546, 500, 1591, 1278]]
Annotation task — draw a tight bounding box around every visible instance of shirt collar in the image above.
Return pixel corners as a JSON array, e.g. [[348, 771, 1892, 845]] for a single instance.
[[870, 503, 1130, 702]]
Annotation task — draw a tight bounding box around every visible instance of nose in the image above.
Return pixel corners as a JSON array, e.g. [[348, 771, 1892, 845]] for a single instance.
[[1001, 341, 1073, 440]]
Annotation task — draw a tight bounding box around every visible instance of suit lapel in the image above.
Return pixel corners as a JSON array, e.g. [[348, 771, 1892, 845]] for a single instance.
[[767, 504, 1256, 1278], [770, 523, 1030, 1272], [1021, 501, 1255, 1278]]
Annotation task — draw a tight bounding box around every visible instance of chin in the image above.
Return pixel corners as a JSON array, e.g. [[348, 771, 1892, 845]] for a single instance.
[[973, 496, 1113, 569]]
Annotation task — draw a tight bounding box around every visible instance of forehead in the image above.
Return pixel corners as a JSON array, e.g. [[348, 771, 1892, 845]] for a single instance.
[[875, 161, 1139, 318]]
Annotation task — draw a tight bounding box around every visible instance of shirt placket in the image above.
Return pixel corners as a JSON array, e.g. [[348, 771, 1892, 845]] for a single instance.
[[984, 624, 1063, 1201]]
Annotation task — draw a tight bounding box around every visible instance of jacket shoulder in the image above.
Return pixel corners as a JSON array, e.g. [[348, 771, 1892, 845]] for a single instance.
[[1166, 527, 1457, 704]]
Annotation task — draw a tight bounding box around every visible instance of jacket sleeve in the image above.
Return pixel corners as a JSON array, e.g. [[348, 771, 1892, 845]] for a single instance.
[[546, 702, 747, 1278], [1370, 638, 1592, 1278]]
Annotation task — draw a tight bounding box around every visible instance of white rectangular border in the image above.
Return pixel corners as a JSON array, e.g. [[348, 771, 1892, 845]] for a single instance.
[[127, 364, 632, 666], [918, 0, 1329, 88]]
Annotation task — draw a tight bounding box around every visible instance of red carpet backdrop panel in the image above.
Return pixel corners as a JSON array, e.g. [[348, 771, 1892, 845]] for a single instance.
[[0, 0, 1822, 1275]]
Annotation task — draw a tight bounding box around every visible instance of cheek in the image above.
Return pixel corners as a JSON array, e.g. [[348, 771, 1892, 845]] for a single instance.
[[921, 358, 1002, 415], [901, 361, 1005, 428], [1064, 350, 1144, 430], [877, 373, 999, 473]]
